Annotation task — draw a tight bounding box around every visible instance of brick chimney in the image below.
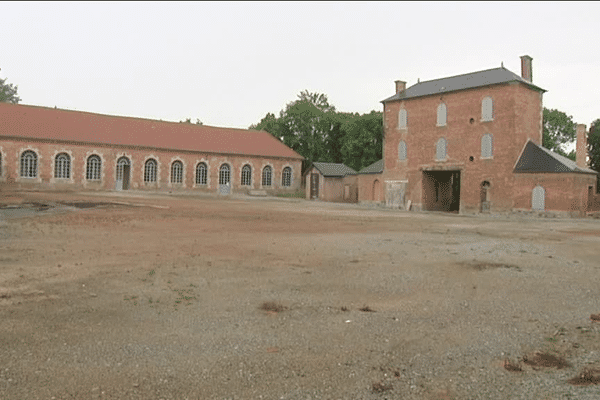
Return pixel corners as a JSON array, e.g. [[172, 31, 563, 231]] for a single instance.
[[395, 80, 406, 94], [576, 124, 588, 169], [520, 55, 533, 82]]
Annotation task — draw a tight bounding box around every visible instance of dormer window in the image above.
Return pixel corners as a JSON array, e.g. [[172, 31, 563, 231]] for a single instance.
[[437, 103, 447, 126], [482, 97, 493, 121], [398, 109, 407, 129]]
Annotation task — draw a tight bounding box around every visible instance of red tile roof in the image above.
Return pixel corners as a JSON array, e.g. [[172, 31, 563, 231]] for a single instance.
[[0, 103, 303, 160]]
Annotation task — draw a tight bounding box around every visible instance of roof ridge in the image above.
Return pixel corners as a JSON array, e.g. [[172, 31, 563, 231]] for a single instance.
[[8, 103, 258, 133], [412, 66, 515, 86]]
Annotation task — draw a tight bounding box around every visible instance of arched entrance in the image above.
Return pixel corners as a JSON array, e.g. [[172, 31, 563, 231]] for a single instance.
[[116, 156, 131, 190], [219, 164, 231, 195], [373, 179, 382, 202], [480, 181, 490, 213]]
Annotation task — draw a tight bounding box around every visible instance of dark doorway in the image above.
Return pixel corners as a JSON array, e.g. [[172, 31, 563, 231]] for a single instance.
[[422, 170, 460, 212], [480, 181, 491, 213], [116, 156, 131, 191], [310, 173, 319, 199]]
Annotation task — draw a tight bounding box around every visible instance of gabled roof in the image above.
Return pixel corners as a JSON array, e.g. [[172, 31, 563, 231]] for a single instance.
[[514, 141, 597, 174], [0, 103, 303, 160], [307, 162, 357, 177], [382, 67, 546, 103], [358, 159, 383, 174]]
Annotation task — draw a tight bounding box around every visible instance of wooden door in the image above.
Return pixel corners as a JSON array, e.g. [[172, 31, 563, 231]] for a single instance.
[[310, 173, 319, 199]]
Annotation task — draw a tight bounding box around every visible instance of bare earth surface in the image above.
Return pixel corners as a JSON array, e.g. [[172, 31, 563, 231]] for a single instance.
[[1, 190, 599, 400]]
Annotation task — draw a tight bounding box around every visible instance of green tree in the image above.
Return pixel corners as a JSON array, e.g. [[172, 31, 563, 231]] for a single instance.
[[0, 69, 21, 104], [250, 91, 383, 172], [339, 111, 383, 171], [543, 108, 576, 160], [588, 118, 600, 173]]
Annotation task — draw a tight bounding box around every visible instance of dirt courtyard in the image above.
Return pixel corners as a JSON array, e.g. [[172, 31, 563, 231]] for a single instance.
[[1, 190, 599, 399]]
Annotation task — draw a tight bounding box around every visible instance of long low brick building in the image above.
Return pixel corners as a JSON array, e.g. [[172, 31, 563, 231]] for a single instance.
[[0, 103, 303, 195]]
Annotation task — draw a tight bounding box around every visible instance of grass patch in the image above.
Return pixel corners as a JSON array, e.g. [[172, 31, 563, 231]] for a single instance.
[[259, 301, 287, 312], [371, 381, 393, 393], [275, 191, 305, 199], [359, 305, 376, 312]]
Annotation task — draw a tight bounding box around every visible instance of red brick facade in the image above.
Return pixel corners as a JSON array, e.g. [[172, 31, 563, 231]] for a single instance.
[[375, 59, 598, 215], [0, 104, 303, 195]]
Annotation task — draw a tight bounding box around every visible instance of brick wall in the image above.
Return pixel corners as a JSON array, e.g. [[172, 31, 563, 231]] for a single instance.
[[357, 173, 384, 203], [382, 82, 544, 212], [514, 173, 597, 216], [0, 139, 302, 195]]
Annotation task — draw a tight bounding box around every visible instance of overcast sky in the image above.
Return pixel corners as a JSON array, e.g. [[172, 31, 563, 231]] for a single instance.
[[3, 2, 599, 130]]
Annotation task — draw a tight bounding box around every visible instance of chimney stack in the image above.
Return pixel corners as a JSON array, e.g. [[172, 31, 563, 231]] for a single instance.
[[395, 80, 406, 94], [576, 124, 588, 169], [520, 55, 533, 82]]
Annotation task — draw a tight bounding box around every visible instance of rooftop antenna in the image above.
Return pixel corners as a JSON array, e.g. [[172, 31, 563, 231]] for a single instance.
[[418, 78, 420, 83], [501, 61, 504, 68]]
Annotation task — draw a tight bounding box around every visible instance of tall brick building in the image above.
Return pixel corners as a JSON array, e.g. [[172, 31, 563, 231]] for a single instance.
[[372, 55, 598, 215], [0, 103, 303, 195]]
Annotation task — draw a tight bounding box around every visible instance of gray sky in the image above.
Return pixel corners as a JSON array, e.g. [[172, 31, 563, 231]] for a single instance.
[[3, 2, 599, 129]]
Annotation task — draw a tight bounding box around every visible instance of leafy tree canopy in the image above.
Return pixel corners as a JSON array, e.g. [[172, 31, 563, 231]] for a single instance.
[[0, 70, 21, 104], [250, 91, 382, 172], [543, 108, 576, 160], [588, 118, 600, 173]]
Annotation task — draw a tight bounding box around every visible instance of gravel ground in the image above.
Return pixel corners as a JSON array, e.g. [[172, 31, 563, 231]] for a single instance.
[[0, 190, 599, 399]]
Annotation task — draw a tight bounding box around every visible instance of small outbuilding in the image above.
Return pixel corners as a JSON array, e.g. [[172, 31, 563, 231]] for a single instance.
[[357, 159, 384, 203], [304, 162, 357, 202]]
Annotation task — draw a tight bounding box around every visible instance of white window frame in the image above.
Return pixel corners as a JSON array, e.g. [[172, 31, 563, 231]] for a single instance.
[[144, 158, 158, 183], [281, 166, 292, 187], [20, 150, 38, 178], [481, 96, 493, 121], [171, 160, 183, 184], [398, 109, 407, 129], [241, 164, 252, 186], [196, 162, 208, 185], [86, 154, 102, 181], [436, 103, 447, 127], [481, 133, 493, 158], [262, 165, 272, 187], [435, 138, 447, 161], [54, 153, 71, 179]]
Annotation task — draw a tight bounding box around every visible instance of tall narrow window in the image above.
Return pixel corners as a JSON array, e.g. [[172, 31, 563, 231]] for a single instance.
[[436, 138, 447, 161], [171, 160, 183, 184], [196, 162, 207, 185], [482, 97, 493, 121], [481, 133, 493, 158], [0, 152, 2, 176], [437, 103, 447, 126], [532, 185, 545, 211], [262, 166, 272, 186], [86, 155, 101, 180], [398, 140, 407, 161], [20, 150, 38, 178], [398, 109, 407, 129], [282, 167, 292, 187], [54, 153, 71, 179], [219, 164, 231, 185], [241, 165, 252, 186], [144, 159, 157, 183]]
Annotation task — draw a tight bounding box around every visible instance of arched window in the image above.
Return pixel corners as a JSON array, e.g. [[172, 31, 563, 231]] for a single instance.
[[116, 156, 130, 181], [144, 159, 157, 183], [437, 103, 447, 126], [398, 140, 407, 161], [435, 138, 447, 161], [282, 167, 292, 187], [241, 164, 252, 186], [481, 133, 493, 158], [196, 162, 207, 185], [86, 155, 101, 181], [532, 185, 545, 211], [482, 96, 493, 121], [398, 109, 407, 129], [219, 164, 231, 185], [20, 150, 38, 178], [171, 160, 183, 184], [54, 153, 71, 179], [262, 166, 272, 186]]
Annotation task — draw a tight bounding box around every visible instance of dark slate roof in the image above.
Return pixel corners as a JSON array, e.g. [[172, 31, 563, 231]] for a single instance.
[[358, 159, 383, 174], [514, 141, 597, 174], [309, 162, 357, 177], [382, 67, 546, 103]]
